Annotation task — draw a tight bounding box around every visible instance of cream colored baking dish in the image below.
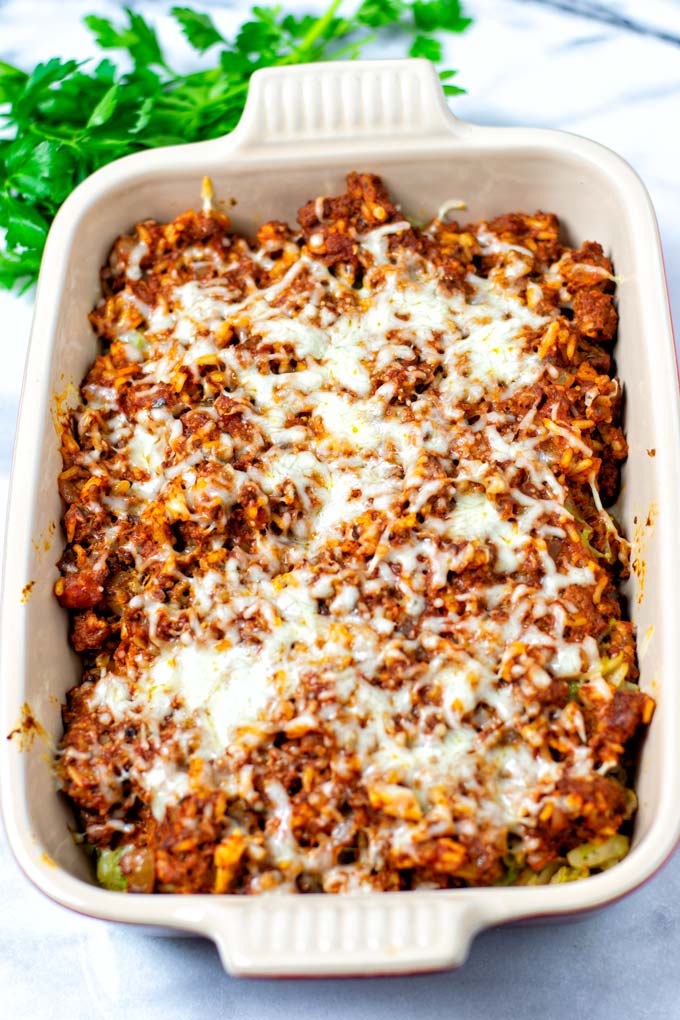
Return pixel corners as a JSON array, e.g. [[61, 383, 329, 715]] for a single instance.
[[2, 59, 679, 977]]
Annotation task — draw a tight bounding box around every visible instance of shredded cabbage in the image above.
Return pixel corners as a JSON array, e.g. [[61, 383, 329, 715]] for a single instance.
[[549, 865, 589, 883], [96, 846, 128, 891], [566, 834, 629, 870], [510, 832, 630, 886]]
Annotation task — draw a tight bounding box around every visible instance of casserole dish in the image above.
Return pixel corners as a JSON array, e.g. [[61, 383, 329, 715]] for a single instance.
[[2, 58, 679, 976]]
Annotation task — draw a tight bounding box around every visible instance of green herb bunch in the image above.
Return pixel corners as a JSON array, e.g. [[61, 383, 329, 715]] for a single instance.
[[0, 0, 471, 291]]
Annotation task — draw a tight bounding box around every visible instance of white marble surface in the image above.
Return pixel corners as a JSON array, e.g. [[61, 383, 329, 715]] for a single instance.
[[1, 0, 680, 1016]]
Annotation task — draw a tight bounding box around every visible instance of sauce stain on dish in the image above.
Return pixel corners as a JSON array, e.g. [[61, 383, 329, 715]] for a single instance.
[[7, 702, 47, 750], [32, 519, 57, 556], [632, 501, 657, 604], [50, 381, 79, 435]]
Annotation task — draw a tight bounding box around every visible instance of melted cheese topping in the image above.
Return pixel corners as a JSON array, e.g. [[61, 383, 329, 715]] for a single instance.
[[67, 206, 627, 890]]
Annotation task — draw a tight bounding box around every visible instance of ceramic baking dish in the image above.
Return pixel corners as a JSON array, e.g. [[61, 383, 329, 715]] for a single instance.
[[2, 59, 679, 977]]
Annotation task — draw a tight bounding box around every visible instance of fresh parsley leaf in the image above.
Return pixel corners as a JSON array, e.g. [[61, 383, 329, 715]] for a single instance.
[[126, 8, 166, 67], [0, 248, 42, 291], [2, 195, 49, 250], [413, 0, 472, 33], [439, 67, 466, 95], [0, 0, 472, 291], [13, 58, 83, 121], [0, 61, 27, 105], [281, 13, 319, 40], [93, 59, 118, 83], [357, 0, 407, 28], [409, 35, 443, 61], [83, 14, 132, 51], [86, 83, 122, 129], [84, 8, 166, 68], [172, 8, 226, 52], [6, 139, 76, 204], [21, 57, 81, 96], [130, 95, 156, 135]]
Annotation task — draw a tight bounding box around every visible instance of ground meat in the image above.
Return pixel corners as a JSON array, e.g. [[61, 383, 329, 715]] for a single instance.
[[155, 794, 228, 894], [573, 290, 618, 340], [588, 688, 653, 761], [56, 565, 107, 610], [71, 610, 112, 651]]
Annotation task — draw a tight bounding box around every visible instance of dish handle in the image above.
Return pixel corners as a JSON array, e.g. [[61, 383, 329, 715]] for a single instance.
[[225, 58, 468, 155], [204, 894, 497, 977]]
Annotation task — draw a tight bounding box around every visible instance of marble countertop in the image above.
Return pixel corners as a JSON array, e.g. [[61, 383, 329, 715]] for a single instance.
[[1, 1, 679, 1016]]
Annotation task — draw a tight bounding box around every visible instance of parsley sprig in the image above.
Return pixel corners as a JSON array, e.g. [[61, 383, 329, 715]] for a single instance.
[[0, 1, 471, 291]]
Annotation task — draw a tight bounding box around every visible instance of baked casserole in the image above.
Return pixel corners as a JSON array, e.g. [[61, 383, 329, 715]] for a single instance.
[[54, 172, 653, 894]]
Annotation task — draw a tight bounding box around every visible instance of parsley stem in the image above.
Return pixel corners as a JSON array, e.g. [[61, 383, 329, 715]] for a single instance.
[[283, 0, 345, 63], [327, 34, 377, 61], [25, 126, 82, 150]]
